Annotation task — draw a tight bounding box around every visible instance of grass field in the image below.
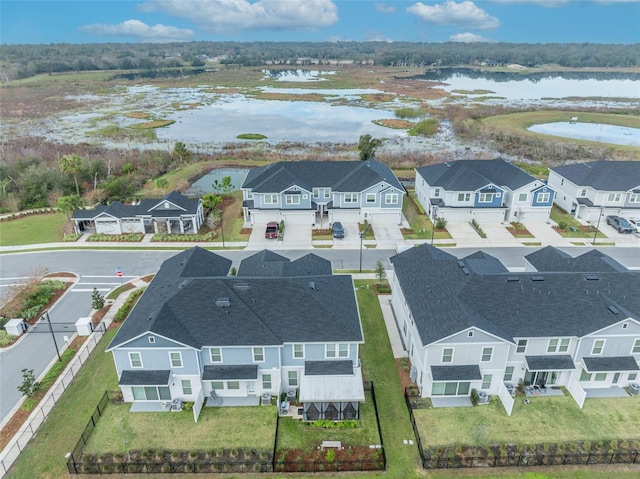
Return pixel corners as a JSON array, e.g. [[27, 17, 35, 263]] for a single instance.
[[0, 213, 66, 246], [550, 206, 606, 238], [414, 394, 640, 447]]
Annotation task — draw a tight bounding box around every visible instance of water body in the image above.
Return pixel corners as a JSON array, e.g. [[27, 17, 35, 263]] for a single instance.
[[157, 95, 403, 144], [528, 122, 640, 146], [262, 69, 336, 82], [414, 68, 640, 100], [187, 168, 249, 195]]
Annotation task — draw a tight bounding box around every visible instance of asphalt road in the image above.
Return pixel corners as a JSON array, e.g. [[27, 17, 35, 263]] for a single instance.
[[1, 246, 639, 425]]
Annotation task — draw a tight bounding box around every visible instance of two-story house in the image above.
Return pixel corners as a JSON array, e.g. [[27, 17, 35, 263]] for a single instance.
[[241, 160, 405, 227], [389, 244, 640, 413], [72, 191, 204, 235], [414, 159, 555, 224], [548, 160, 640, 222], [106, 247, 365, 421]]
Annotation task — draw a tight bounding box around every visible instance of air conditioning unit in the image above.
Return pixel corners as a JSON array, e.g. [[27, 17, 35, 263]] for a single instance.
[[629, 383, 640, 396], [477, 391, 489, 404], [171, 398, 183, 411], [504, 383, 516, 397]]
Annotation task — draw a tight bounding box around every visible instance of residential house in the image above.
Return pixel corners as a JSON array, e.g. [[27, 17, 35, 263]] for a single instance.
[[389, 244, 640, 412], [414, 159, 555, 223], [106, 247, 364, 421], [548, 160, 640, 222], [72, 191, 204, 235], [241, 160, 405, 227]]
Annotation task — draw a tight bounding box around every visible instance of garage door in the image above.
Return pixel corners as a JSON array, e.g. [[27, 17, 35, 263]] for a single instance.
[[283, 212, 315, 225], [250, 210, 279, 225], [369, 211, 402, 225], [472, 209, 504, 223], [518, 209, 551, 223], [330, 210, 360, 224], [439, 209, 469, 222]]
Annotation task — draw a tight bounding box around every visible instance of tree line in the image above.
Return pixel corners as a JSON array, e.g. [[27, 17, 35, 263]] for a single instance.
[[1, 41, 638, 81]]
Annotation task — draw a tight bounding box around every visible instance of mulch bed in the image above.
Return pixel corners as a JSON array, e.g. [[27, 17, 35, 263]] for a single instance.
[[275, 446, 383, 472]]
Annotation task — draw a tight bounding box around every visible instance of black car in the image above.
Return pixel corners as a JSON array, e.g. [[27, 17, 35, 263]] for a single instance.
[[332, 222, 345, 239], [606, 215, 635, 234]]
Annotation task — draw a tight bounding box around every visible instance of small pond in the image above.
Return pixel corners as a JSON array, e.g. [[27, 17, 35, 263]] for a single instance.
[[528, 122, 640, 146], [187, 168, 249, 195]]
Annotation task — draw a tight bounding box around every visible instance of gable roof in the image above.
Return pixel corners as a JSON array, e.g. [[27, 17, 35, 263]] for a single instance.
[[242, 160, 403, 193], [71, 191, 200, 220], [416, 159, 537, 192], [550, 160, 640, 191], [525, 246, 627, 273], [237, 250, 332, 277], [390, 244, 640, 346], [108, 248, 361, 351]]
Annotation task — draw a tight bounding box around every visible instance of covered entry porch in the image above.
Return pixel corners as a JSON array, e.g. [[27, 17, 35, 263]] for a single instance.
[[524, 354, 576, 387]]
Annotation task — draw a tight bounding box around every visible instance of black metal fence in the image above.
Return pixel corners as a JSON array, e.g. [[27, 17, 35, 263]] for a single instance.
[[403, 387, 640, 470]]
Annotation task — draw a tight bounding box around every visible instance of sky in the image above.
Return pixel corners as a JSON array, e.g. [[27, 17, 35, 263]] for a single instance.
[[1, 0, 639, 45]]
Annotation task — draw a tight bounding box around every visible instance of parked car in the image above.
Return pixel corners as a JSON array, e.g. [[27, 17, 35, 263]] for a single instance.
[[265, 221, 279, 239], [627, 218, 640, 234], [332, 222, 345, 239], [606, 215, 635, 234]]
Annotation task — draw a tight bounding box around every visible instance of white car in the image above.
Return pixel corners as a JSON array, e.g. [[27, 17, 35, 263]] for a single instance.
[[627, 218, 640, 234]]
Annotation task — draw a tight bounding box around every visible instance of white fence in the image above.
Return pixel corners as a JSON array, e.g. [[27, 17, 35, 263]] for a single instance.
[[497, 382, 514, 416], [567, 375, 587, 409], [0, 326, 105, 477]]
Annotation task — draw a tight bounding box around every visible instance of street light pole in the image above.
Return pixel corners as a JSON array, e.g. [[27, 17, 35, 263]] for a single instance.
[[42, 310, 61, 361], [359, 223, 370, 272], [592, 207, 604, 245], [431, 208, 438, 246]]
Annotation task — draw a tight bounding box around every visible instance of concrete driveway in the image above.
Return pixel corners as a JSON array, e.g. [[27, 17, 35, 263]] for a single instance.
[[445, 221, 482, 245], [523, 222, 574, 246], [331, 222, 361, 249], [246, 223, 280, 250], [371, 222, 404, 247], [480, 223, 521, 246], [282, 224, 312, 249], [601, 222, 640, 245]]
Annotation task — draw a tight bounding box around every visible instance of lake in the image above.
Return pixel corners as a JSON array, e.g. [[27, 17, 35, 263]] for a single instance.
[[528, 122, 640, 146]]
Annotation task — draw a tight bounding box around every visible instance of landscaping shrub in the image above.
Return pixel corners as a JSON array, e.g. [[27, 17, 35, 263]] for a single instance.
[[435, 217, 447, 229], [151, 232, 217, 242], [113, 288, 145, 322], [0, 330, 13, 346], [471, 219, 487, 238], [87, 233, 144, 242], [558, 221, 568, 230]]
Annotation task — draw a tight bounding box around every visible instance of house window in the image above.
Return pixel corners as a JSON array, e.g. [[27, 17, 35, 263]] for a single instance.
[[580, 368, 592, 381], [442, 348, 453, 363], [547, 339, 559, 353], [559, 338, 570, 352], [433, 188, 441, 198], [262, 374, 272, 390], [344, 193, 358, 203], [458, 193, 471, 202], [324, 190, 330, 199], [579, 188, 587, 197], [288, 371, 298, 387], [607, 193, 621, 202], [366, 193, 376, 203], [263, 194, 278, 204], [338, 343, 349, 358], [432, 381, 470, 396], [313, 189, 320, 199], [622, 323, 628, 329], [516, 340, 527, 354], [481, 374, 492, 390], [210, 347, 222, 363], [293, 344, 304, 359], [253, 347, 265, 362], [326, 344, 336, 358], [325, 343, 348, 358], [211, 381, 224, 390], [481, 347, 493, 362], [629, 373, 638, 381], [285, 195, 300, 205], [468, 331, 474, 337], [592, 339, 605, 355], [132, 386, 170, 401], [629, 193, 640, 203], [129, 352, 143, 368], [169, 352, 183, 368], [632, 339, 640, 354], [518, 193, 527, 202], [385, 193, 399, 204], [504, 366, 514, 381], [148, 336, 156, 344], [537, 192, 550, 203], [181, 380, 192, 395], [227, 381, 240, 390], [594, 373, 607, 382], [478, 193, 494, 203]]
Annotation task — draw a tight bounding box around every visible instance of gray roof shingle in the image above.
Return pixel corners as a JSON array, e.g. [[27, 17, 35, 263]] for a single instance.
[[431, 365, 482, 381], [551, 160, 640, 191], [305, 360, 354, 376], [525, 246, 627, 272], [583, 356, 640, 372], [202, 365, 259, 380], [119, 370, 171, 386], [71, 191, 200, 220], [416, 159, 537, 191], [237, 250, 332, 277], [526, 355, 576, 371]]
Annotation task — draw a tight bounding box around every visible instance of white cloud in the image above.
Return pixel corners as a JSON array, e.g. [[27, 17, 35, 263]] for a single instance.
[[374, 3, 396, 13], [80, 19, 194, 42], [450, 32, 493, 42], [138, 0, 339, 33], [407, 1, 500, 30]]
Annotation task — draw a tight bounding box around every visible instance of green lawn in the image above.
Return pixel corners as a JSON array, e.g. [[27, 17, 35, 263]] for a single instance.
[[550, 206, 606, 239], [83, 403, 276, 453], [414, 394, 640, 448], [276, 392, 380, 452], [0, 213, 67, 246], [402, 192, 451, 240]]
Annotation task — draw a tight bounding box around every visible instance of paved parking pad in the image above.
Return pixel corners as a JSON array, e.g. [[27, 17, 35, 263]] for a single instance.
[[479, 223, 521, 246], [371, 222, 404, 247], [331, 222, 361, 249], [282, 224, 312, 249]]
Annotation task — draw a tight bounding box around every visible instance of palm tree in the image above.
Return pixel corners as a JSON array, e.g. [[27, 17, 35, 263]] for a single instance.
[[60, 154, 83, 196]]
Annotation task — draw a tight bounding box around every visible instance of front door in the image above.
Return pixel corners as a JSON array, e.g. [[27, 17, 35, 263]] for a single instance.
[[247, 381, 256, 394], [613, 373, 620, 384]]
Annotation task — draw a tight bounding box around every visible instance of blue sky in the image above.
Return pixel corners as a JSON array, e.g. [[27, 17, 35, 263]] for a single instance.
[[1, 1, 639, 45]]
